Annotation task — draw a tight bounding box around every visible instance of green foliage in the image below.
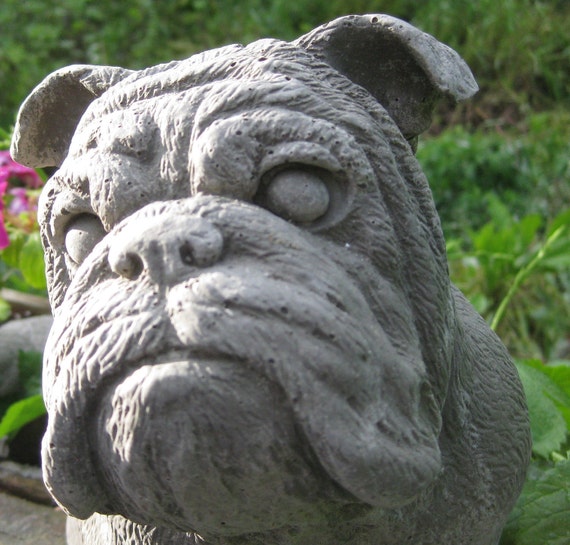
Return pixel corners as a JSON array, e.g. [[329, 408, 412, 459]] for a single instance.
[[0, 395, 45, 440], [0, 128, 47, 313], [0, 0, 173, 126], [1, 230, 47, 293], [0, 299, 10, 322], [409, 0, 570, 113], [490, 214, 570, 333], [501, 459, 570, 545], [417, 111, 570, 240], [421, 110, 570, 361], [15, 232, 47, 290], [499, 360, 570, 544], [14, 349, 43, 397], [0, 128, 11, 150], [1, 0, 570, 126], [447, 203, 570, 360], [515, 360, 570, 459], [0, 350, 45, 439]]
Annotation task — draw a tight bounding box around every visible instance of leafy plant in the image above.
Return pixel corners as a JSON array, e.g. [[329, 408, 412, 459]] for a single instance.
[[515, 360, 570, 459], [410, 0, 570, 123], [0, 140, 48, 447], [0, 350, 45, 440], [1, 1, 570, 126], [500, 360, 570, 545], [501, 458, 570, 545], [417, 111, 570, 241], [0, 142, 47, 320], [491, 211, 570, 332], [447, 201, 570, 360]]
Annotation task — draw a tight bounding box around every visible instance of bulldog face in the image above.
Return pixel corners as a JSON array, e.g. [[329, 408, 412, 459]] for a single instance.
[[11, 14, 487, 542]]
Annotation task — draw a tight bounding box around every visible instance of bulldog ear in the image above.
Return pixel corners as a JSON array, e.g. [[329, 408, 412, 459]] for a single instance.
[[11, 64, 134, 168], [295, 14, 478, 142]]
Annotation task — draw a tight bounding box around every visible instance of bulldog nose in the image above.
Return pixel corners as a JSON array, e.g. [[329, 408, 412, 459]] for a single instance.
[[108, 216, 224, 282]]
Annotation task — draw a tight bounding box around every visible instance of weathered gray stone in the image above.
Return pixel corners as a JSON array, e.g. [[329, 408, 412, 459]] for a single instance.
[[0, 490, 65, 545], [0, 461, 53, 505], [11, 14, 530, 545]]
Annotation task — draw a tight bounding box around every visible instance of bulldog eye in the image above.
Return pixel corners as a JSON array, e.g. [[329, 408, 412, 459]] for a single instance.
[[65, 214, 106, 265], [258, 167, 330, 224]]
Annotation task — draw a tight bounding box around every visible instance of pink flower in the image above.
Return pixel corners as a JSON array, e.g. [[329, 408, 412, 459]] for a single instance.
[[0, 178, 8, 250], [0, 151, 43, 249], [8, 187, 31, 214], [0, 151, 42, 189]]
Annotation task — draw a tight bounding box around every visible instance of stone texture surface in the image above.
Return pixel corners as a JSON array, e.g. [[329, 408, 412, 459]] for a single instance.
[[0, 491, 65, 545], [0, 461, 52, 505], [10, 13, 531, 545]]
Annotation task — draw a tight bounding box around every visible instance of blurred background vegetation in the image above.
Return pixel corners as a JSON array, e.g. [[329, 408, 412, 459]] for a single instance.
[[3, 0, 568, 361], [1, 0, 569, 127], [1, 1, 569, 542]]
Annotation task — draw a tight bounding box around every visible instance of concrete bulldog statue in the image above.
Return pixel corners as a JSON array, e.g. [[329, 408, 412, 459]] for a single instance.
[[11, 14, 530, 545]]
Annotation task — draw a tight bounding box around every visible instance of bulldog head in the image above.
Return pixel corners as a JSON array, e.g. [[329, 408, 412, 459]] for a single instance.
[[11, 14, 528, 545]]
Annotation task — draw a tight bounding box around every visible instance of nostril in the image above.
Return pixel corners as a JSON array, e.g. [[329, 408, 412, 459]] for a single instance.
[[177, 227, 224, 268], [109, 251, 144, 280], [179, 241, 195, 266], [107, 217, 222, 282]]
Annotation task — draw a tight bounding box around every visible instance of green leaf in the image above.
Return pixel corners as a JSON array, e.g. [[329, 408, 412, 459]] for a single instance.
[[0, 394, 45, 439], [501, 460, 570, 545], [548, 209, 570, 237], [537, 361, 570, 431], [517, 214, 543, 249], [539, 238, 570, 271], [0, 230, 26, 269], [18, 232, 46, 290], [515, 360, 570, 458], [541, 361, 570, 398], [0, 297, 10, 322]]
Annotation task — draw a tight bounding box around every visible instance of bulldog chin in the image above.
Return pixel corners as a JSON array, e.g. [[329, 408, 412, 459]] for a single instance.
[[93, 359, 343, 535]]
